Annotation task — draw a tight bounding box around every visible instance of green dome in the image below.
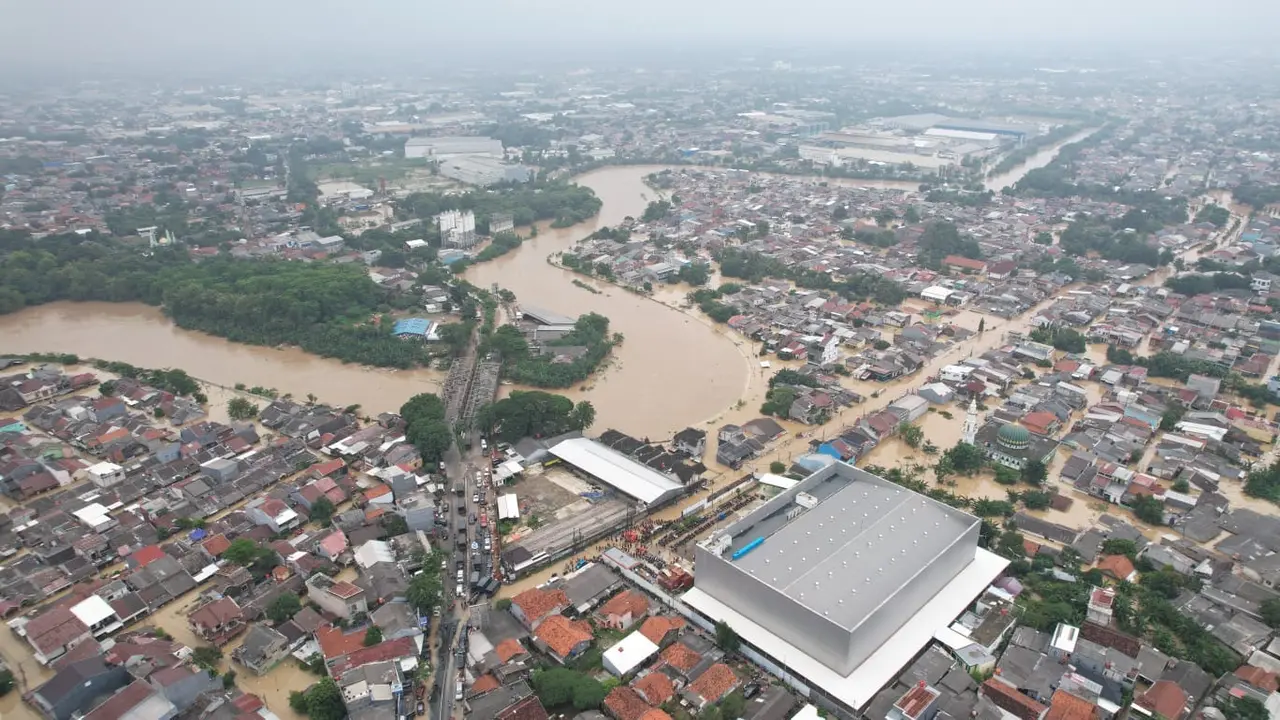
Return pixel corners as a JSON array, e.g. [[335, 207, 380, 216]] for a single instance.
[[996, 423, 1031, 450]]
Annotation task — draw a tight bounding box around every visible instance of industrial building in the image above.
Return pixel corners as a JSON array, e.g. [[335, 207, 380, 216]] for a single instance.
[[435, 209, 476, 248], [403, 135, 503, 160], [438, 156, 533, 187], [683, 462, 1007, 717], [547, 437, 685, 507]]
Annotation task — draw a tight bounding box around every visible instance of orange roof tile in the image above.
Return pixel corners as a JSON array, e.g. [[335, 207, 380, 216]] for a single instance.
[[1138, 681, 1187, 720], [659, 641, 701, 673], [600, 590, 650, 619], [1237, 665, 1280, 693], [982, 679, 1048, 720], [511, 587, 569, 624], [534, 615, 592, 659], [1044, 690, 1098, 720], [315, 625, 368, 660], [495, 638, 527, 663], [605, 687, 654, 720], [638, 616, 686, 645], [1096, 554, 1135, 580], [632, 671, 675, 706], [202, 533, 232, 557], [472, 674, 500, 694], [687, 663, 738, 705]]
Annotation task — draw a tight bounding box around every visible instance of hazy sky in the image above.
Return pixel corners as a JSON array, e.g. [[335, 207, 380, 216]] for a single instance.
[[1, 0, 1273, 79]]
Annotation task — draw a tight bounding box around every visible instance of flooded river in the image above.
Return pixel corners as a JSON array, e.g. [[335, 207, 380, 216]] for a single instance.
[[0, 302, 445, 415], [465, 166, 754, 438], [984, 128, 1099, 192]]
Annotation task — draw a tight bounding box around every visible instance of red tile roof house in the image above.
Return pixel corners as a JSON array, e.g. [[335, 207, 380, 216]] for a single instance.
[[21, 606, 92, 665], [316, 624, 369, 669], [681, 663, 740, 710], [494, 638, 531, 665], [497, 694, 551, 720], [329, 636, 418, 681], [1096, 554, 1137, 583], [638, 616, 687, 648], [604, 686, 673, 720], [597, 589, 650, 630], [533, 615, 594, 664], [632, 670, 677, 706], [188, 596, 246, 645], [510, 587, 570, 631], [1134, 680, 1189, 720], [1044, 690, 1098, 720], [981, 678, 1048, 720]]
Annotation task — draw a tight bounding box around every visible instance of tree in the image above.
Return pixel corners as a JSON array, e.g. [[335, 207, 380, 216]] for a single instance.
[[309, 497, 336, 526], [400, 393, 452, 464], [899, 423, 924, 449], [1021, 460, 1047, 486], [407, 571, 442, 615], [0, 669, 15, 696], [1261, 598, 1280, 629], [228, 396, 258, 421], [1172, 478, 1190, 494], [224, 538, 262, 566], [977, 318, 985, 334], [267, 593, 302, 624], [363, 626, 383, 646], [533, 668, 605, 710], [943, 442, 985, 475], [1021, 491, 1053, 510], [769, 461, 787, 474], [993, 465, 1020, 485], [1101, 538, 1139, 559], [1132, 495, 1165, 525], [677, 262, 711, 286], [714, 621, 740, 653], [99, 380, 118, 396], [193, 645, 223, 671], [1033, 232, 1054, 245], [1219, 696, 1268, 720], [290, 677, 346, 720], [570, 401, 596, 430]]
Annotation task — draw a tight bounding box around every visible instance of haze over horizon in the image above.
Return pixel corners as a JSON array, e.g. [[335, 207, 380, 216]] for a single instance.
[[3, 0, 1277, 80]]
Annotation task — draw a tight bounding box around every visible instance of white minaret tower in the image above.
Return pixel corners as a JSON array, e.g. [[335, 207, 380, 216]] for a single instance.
[[961, 398, 979, 445]]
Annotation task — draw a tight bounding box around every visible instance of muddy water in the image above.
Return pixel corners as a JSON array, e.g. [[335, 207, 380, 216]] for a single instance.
[[983, 129, 1099, 192], [466, 166, 752, 438], [0, 302, 445, 415]]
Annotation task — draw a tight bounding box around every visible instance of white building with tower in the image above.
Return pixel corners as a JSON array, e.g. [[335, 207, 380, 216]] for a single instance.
[[436, 210, 477, 248]]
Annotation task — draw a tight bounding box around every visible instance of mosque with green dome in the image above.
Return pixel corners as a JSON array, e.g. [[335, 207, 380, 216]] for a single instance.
[[973, 419, 1059, 469]]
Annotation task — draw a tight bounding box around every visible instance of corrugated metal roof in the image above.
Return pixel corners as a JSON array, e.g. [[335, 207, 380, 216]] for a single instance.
[[548, 438, 683, 505]]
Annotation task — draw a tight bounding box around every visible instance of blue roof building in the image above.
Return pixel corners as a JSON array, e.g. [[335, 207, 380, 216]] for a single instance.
[[393, 318, 433, 339]]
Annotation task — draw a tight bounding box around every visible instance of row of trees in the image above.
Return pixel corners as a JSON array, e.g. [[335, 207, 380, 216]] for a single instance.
[[400, 393, 452, 464], [715, 247, 909, 306], [474, 391, 595, 443], [399, 181, 602, 229]]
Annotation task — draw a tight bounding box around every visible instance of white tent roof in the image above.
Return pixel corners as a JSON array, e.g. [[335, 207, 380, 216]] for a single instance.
[[758, 474, 798, 490], [548, 438, 683, 505], [602, 631, 660, 677], [497, 494, 520, 520]]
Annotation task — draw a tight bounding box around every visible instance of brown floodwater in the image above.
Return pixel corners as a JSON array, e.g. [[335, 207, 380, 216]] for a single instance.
[[466, 166, 752, 438], [0, 302, 445, 415]]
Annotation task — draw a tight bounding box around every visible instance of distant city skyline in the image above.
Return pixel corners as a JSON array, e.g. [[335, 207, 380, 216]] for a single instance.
[[2, 0, 1276, 80]]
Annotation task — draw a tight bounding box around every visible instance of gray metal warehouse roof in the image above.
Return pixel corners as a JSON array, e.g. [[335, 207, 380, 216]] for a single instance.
[[728, 469, 975, 629]]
